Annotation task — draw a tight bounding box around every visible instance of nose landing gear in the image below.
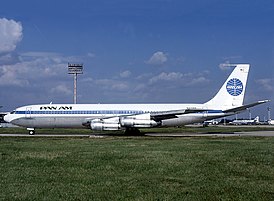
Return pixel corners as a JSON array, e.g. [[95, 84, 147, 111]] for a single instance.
[[27, 128, 35, 135]]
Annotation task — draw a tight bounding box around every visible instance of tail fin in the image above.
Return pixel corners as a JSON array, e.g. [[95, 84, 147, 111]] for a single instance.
[[205, 64, 250, 110]]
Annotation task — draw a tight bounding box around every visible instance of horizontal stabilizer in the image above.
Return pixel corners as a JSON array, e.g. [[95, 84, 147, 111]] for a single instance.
[[224, 100, 270, 113]]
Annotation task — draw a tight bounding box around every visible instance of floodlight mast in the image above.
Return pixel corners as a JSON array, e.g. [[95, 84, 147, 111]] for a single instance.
[[68, 63, 83, 104], [268, 107, 271, 121]]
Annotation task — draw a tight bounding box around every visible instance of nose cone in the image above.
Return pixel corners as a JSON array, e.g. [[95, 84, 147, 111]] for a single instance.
[[3, 113, 11, 123]]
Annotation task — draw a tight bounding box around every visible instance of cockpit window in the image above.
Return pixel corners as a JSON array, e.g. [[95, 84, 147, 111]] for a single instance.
[[11, 110, 16, 114]]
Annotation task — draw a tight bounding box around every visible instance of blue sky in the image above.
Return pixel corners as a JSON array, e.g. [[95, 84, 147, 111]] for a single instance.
[[0, 0, 273, 120]]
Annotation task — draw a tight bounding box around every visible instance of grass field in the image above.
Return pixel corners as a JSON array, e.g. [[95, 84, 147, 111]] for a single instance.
[[0, 136, 274, 200]]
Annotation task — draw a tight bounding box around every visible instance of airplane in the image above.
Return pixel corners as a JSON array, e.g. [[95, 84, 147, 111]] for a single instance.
[[203, 119, 219, 126], [229, 116, 260, 125], [268, 120, 274, 125], [4, 64, 270, 135]]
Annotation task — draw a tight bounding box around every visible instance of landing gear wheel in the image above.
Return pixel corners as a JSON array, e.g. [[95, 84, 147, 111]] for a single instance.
[[124, 128, 142, 136]]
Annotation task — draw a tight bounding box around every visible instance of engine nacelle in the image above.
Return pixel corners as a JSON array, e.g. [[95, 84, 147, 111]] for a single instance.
[[90, 117, 120, 131], [120, 119, 158, 127], [120, 113, 158, 128], [91, 122, 120, 131], [89, 114, 159, 130]]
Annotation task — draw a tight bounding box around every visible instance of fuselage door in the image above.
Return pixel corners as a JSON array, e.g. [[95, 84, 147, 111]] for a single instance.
[[26, 107, 32, 118]]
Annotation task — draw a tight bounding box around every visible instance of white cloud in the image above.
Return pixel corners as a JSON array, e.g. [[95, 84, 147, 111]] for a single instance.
[[50, 84, 72, 95], [0, 18, 23, 54], [20, 52, 61, 58], [0, 53, 19, 65], [256, 78, 274, 92], [219, 63, 235, 71], [95, 79, 129, 91], [0, 64, 29, 86], [148, 71, 209, 86], [149, 72, 183, 83], [0, 52, 69, 88], [111, 83, 129, 91], [188, 76, 208, 85], [219, 61, 246, 71], [120, 70, 131, 78], [146, 51, 168, 65]]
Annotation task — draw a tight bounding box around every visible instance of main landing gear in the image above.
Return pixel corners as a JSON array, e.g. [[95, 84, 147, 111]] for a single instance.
[[124, 128, 143, 136], [27, 128, 35, 135]]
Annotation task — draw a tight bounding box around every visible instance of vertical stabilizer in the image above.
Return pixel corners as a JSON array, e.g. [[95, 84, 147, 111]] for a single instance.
[[205, 64, 250, 110]]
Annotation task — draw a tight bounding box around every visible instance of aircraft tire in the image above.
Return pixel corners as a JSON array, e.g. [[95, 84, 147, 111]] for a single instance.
[[29, 130, 35, 135]]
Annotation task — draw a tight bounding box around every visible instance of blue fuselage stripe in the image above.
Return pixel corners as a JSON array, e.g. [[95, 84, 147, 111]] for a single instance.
[[14, 109, 224, 115], [15, 110, 145, 115]]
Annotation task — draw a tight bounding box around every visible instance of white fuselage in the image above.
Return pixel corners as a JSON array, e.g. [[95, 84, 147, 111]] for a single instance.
[[4, 103, 227, 129], [230, 119, 255, 125]]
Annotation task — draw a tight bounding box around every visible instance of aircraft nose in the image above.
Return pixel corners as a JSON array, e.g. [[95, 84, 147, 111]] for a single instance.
[[3, 114, 10, 123]]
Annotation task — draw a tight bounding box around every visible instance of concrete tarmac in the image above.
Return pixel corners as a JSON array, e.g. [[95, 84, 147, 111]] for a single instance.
[[0, 134, 91, 137], [1, 131, 274, 137], [145, 131, 274, 137]]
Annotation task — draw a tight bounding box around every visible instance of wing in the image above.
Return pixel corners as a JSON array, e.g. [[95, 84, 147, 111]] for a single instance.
[[151, 100, 270, 121], [151, 109, 207, 121]]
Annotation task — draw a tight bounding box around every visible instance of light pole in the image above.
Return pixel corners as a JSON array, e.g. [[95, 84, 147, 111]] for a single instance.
[[68, 63, 83, 104], [267, 107, 271, 121], [248, 108, 251, 120]]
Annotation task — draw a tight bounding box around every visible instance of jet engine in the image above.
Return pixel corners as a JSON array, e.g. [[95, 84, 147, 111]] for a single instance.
[[90, 117, 120, 131], [120, 113, 158, 128], [89, 113, 159, 131], [91, 122, 120, 131]]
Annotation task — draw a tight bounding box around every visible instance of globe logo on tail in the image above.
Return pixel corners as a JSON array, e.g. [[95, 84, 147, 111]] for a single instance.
[[226, 78, 243, 96]]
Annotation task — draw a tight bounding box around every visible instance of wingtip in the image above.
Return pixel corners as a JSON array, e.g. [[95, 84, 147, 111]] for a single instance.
[[260, 100, 271, 103], [257, 100, 271, 104]]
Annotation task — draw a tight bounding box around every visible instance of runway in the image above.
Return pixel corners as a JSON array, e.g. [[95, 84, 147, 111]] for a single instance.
[[1, 131, 274, 137], [145, 131, 274, 137]]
